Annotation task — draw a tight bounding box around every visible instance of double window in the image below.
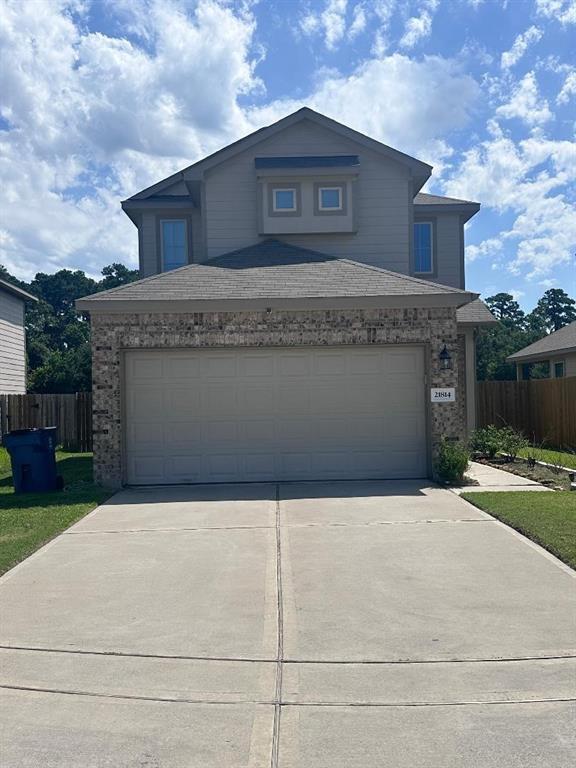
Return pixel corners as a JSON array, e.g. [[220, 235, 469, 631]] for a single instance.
[[161, 220, 187, 271], [414, 221, 433, 274]]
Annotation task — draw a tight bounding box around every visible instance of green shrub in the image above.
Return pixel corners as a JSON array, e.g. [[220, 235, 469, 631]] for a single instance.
[[435, 438, 470, 484], [470, 425, 502, 459], [499, 427, 528, 462]]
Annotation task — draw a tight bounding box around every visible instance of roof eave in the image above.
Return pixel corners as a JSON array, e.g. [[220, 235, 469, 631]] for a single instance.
[[507, 345, 576, 364], [415, 202, 481, 222], [0, 279, 38, 302], [77, 291, 477, 314]]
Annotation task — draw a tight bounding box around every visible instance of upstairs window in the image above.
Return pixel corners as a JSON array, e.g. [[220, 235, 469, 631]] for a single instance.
[[273, 188, 296, 212], [414, 222, 433, 274], [319, 186, 342, 210], [554, 360, 565, 378], [161, 220, 187, 271]]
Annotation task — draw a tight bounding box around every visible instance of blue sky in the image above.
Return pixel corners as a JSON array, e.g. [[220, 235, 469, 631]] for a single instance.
[[0, 0, 574, 310]]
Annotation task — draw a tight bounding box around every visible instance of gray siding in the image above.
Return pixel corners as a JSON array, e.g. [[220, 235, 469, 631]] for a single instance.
[[413, 212, 464, 290], [0, 290, 26, 394], [200, 118, 411, 273], [139, 209, 202, 277]]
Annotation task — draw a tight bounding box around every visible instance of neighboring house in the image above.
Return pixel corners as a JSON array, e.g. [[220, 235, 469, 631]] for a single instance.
[[0, 278, 37, 395], [77, 107, 496, 487], [507, 321, 576, 380]]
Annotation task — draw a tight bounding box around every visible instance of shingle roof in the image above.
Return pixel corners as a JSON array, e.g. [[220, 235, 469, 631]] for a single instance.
[[414, 192, 479, 206], [77, 240, 476, 310], [507, 321, 576, 362], [456, 299, 498, 325]]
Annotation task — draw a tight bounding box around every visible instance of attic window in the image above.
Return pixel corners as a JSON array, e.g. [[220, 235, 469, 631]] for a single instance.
[[319, 187, 342, 210], [273, 189, 296, 211]]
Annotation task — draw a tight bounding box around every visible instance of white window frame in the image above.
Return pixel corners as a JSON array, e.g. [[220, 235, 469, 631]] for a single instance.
[[414, 221, 434, 275], [318, 186, 343, 211], [160, 219, 188, 271], [272, 188, 297, 212]]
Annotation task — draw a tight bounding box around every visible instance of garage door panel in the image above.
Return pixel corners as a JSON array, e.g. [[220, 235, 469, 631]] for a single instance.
[[237, 354, 274, 377], [278, 353, 312, 377], [165, 356, 201, 379], [130, 356, 163, 380], [125, 346, 427, 484], [166, 387, 201, 414], [168, 455, 204, 482], [237, 385, 275, 413], [127, 387, 164, 418]]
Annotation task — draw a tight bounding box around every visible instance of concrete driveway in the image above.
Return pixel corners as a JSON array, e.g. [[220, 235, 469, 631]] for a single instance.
[[0, 481, 574, 767]]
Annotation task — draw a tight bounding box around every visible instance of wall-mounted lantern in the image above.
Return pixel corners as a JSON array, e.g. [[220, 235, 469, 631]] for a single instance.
[[439, 345, 453, 371]]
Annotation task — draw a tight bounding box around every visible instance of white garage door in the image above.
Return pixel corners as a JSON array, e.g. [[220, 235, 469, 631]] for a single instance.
[[124, 346, 427, 484]]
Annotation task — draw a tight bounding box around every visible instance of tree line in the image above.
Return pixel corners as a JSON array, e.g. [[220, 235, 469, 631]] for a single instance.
[[1, 263, 575, 390], [1, 263, 138, 392], [477, 289, 576, 380]]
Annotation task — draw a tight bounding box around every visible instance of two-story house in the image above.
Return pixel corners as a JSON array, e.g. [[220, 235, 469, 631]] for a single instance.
[[77, 108, 496, 487]]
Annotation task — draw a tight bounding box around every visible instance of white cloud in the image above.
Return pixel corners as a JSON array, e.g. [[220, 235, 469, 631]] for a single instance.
[[557, 70, 576, 104], [466, 237, 503, 263], [501, 26, 542, 69], [348, 3, 367, 38], [443, 124, 576, 278], [0, 0, 261, 277], [247, 54, 479, 170], [496, 72, 552, 125], [535, 0, 576, 25], [400, 0, 438, 49], [300, 0, 348, 51]]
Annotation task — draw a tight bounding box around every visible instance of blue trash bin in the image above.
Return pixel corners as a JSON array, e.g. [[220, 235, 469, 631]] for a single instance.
[[3, 427, 61, 493]]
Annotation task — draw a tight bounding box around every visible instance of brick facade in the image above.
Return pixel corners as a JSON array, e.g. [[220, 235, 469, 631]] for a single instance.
[[91, 307, 466, 487]]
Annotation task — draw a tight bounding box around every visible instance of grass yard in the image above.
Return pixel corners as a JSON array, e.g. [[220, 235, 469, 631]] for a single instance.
[[0, 447, 111, 575], [517, 447, 576, 470], [462, 491, 576, 570]]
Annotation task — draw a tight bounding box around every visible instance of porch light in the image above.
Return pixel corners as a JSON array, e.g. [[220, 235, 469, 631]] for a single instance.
[[439, 345, 453, 370]]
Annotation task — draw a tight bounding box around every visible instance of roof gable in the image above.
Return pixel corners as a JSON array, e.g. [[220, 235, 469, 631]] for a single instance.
[[128, 108, 432, 201]]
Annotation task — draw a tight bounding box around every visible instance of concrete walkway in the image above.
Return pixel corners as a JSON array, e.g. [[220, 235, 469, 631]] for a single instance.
[[453, 460, 552, 494], [0, 481, 574, 766]]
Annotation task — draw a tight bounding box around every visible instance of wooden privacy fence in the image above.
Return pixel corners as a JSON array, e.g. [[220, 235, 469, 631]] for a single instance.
[[476, 378, 576, 449], [0, 393, 92, 452]]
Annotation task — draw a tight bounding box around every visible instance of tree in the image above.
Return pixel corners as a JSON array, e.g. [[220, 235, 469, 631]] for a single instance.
[[485, 293, 525, 325], [1, 262, 139, 393], [530, 288, 576, 332], [98, 263, 139, 291]]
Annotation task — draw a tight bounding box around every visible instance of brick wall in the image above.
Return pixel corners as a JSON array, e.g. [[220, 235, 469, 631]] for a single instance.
[[91, 307, 465, 487]]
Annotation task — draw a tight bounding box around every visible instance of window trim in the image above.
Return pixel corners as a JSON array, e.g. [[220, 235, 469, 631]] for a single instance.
[[413, 220, 434, 275], [313, 181, 347, 217], [553, 359, 565, 379], [267, 182, 301, 217], [160, 218, 188, 272], [272, 188, 297, 212], [318, 186, 343, 211]]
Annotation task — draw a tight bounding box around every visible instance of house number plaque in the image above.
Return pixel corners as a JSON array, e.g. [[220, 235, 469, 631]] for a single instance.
[[430, 388, 456, 403]]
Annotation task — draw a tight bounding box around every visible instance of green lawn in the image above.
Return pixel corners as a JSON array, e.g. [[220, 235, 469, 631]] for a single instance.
[[0, 447, 111, 575], [462, 491, 576, 570], [517, 447, 576, 470]]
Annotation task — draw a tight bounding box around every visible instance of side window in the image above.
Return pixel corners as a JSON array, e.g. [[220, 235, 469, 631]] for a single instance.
[[414, 222, 433, 274], [553, 360, 565, 378], [161, 220, 187, 271]]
